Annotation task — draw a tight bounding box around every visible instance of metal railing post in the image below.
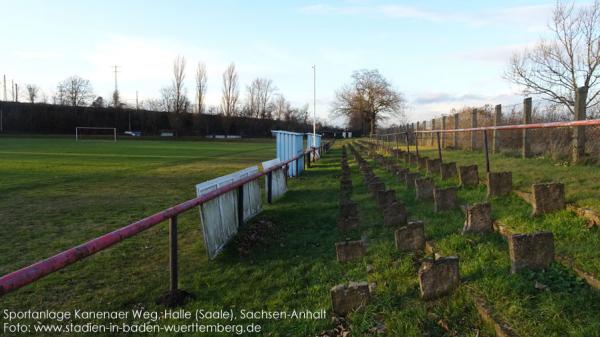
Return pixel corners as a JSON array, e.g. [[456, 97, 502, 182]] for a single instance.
[[267, 171, 273, 203], [237, 185, 244, 225], [483, 130, 490, 173], [415, 131, 420, 157], [169, 215, 178, 293]]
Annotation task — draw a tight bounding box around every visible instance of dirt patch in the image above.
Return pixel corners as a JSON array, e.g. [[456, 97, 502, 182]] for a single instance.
[[234, 218, 278, 258]]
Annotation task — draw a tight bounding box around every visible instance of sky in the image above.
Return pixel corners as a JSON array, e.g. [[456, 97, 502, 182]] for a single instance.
[[0, 0, 562, 125]]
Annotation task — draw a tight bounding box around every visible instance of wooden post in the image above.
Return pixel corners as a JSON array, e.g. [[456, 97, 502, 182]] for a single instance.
[[493, 104, 502, 154], [411, 122, 415, 146], [522, 97, 532, 158], [453, 113, 459, 149], [572, 86, 588, 164], [471, 109, 477, 150], [441, 116, 447, 148]]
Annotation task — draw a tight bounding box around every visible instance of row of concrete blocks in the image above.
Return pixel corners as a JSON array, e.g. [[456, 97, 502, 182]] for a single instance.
[[338, 146, 359, 231], [400, 159, 567, 215], [330, 146, 559, 316], [332, 206, 557, 316]]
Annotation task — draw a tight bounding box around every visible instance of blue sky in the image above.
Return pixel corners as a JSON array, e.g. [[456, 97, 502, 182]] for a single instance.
[[0, 0, 559, 124]]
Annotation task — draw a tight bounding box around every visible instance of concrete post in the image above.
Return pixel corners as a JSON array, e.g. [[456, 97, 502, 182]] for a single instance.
[[431, 119, 436, 146], [442, 116, 447, 148], [522, 98, 532, 158], [471, 109, 477, 150], [572, 86, 588, 164], [453, 113, 459, 149], [493, 104, 502, 154]]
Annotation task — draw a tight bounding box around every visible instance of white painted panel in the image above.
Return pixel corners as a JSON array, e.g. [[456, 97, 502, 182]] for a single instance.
[[262, 158, 287, 200], [196, 165, 261, 259]]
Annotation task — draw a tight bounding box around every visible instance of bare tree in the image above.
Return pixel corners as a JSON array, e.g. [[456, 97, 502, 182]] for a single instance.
[[196, 61, 208, 114], [505, 0, 600, 115], [244, 80, 259, 117], [332, 69, 406, 135], [56, 76, 94, 106], [272, 94, 290, 120], [160, 86, 176, 112], [26, 84, 39, 103], [221, 63, 239, 116], [172, 55, 188, 114]]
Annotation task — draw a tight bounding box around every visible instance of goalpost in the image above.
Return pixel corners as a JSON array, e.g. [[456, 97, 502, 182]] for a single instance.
[[75, 127, 117, 142]]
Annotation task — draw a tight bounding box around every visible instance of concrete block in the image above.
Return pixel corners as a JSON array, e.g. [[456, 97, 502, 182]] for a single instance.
[[440, 162, 457, 180], [395, 221, 425, 251], [331, 282, 371, 316], [418, 257, 460, 300], [415, 177, 434, 201], [462, 202, 492, 233], [532, 183, 565, 215], [384, 202, 408, 227], [508, 231, 554, 273], [434, 187, 458, 212], [487, 172, 512, 197], [335, 240, 366, 262], [426, 159, 442, 176], [459, 165, 479, 188]]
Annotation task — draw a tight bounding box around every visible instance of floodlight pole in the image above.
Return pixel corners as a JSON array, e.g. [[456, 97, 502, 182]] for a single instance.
[[312, 65, 316, 154]]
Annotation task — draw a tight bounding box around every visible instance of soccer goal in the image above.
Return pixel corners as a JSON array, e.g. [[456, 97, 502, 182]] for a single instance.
[[75, 127, 117, 142]]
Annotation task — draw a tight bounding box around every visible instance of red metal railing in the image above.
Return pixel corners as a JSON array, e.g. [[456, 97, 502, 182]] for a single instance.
[[0, 146, 324, 299]]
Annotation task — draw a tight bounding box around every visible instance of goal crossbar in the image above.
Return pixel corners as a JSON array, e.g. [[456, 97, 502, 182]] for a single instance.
[[75, 127, 117, 142]]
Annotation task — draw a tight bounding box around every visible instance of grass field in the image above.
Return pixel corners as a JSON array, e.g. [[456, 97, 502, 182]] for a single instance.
[[2, 136, 600, 336], [355, 142, 600, 336], [0, 137, 275, 315]]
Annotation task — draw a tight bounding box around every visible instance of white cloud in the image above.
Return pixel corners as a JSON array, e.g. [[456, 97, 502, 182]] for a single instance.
[[300, 3, 554, 30]]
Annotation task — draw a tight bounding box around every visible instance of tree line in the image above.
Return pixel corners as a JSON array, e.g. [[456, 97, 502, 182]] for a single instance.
[[2, 57, 313, 129]]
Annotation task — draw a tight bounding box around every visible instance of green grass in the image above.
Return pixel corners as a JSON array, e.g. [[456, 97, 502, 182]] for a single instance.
[[0, 137, 275, 320], [391, 144, 600, 278], [413, 144, 600, 212], [361, 141, 600, 336], [2, 136, 600, 336]]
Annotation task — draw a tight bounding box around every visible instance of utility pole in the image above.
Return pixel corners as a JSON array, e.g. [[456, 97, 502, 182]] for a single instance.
[[3, 75, 6, 101], [14, 83, 18, 102], [11, 80, 14, 101]]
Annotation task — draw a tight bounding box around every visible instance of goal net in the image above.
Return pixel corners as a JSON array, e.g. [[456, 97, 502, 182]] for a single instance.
[[75, 127, 117, 142]]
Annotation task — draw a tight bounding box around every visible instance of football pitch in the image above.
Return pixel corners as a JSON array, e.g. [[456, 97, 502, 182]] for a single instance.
[[0, 137, 275, 306]]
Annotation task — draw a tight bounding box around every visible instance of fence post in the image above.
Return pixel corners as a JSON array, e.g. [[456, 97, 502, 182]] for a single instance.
[[572, 86, 588, 164], [169, 216, 178, 293], [453, 113, 459, 149], [471, 109, 478, 150], [522, 97, 532, 158], [436, 132, 442, 161], [441, 116, 447, 148], [493, 104, 502, 154], [411, 122, 415, 147], [431, 119, 436, 146], [267, 171, 273, 203]]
